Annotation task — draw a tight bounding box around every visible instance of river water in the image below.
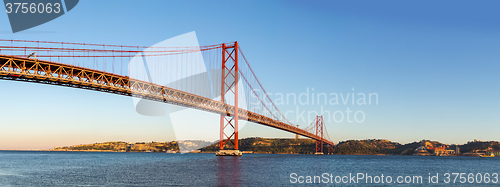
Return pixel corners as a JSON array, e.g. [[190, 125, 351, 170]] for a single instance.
[[0, 151, 498, 186]]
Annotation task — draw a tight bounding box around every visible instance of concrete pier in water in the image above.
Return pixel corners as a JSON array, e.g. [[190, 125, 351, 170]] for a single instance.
[[216, 150, 242, 156]]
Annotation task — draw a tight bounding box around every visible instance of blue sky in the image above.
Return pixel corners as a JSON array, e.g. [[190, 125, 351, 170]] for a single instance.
[[0, 0, 499, 149]]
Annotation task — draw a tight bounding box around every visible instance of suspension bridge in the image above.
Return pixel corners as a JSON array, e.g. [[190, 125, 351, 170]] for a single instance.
[[0, 39, 334, 155]]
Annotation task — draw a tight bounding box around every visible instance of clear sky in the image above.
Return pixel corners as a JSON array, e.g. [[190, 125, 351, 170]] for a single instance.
[[0, 0, 499, 149]]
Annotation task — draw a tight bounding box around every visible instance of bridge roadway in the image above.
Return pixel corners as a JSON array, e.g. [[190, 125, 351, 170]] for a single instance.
[[0, 55, 334, 146]]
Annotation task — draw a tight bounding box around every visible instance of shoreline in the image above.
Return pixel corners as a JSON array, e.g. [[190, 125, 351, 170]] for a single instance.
[[0, 150, 488, 157], [3, 138, 498, 156]]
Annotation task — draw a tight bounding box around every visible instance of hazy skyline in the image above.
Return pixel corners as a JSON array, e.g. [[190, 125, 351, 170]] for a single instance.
[[1, 1, 499, 149]]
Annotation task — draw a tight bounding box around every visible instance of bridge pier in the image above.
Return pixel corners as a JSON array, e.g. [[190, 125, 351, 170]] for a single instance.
[[216, 150, 242, 156]]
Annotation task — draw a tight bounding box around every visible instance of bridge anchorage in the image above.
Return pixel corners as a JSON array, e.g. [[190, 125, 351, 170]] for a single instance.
[[0, 39, 335, 156]]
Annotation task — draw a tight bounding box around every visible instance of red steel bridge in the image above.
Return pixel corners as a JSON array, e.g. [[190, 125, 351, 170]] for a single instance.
[[0, 39, 334, 155]]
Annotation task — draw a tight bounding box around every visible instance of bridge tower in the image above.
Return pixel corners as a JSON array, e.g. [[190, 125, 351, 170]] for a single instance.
[[327, 145, 333, 155], [216, 42, 242, 156], [314, 115, 324, 155], [295, 125, 300, 139]]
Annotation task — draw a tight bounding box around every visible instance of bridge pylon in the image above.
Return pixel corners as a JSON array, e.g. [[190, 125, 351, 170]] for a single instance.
[[216, 42, 242, 156], [314, 115, 325, 155]]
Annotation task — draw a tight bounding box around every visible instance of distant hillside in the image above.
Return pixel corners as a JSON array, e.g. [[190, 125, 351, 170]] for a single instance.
[[200, 137, 317, 154], [177, 140, 214, 152], [200, 138, 435, 155], [52, 139, 500, 155], [332, 139, 400, 155], [394, 140, 447, 155], [52, 141, 179, 152], [460, 141, 500, 153], [333, 139, 449, 155], [200, 138, 500, 155]]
